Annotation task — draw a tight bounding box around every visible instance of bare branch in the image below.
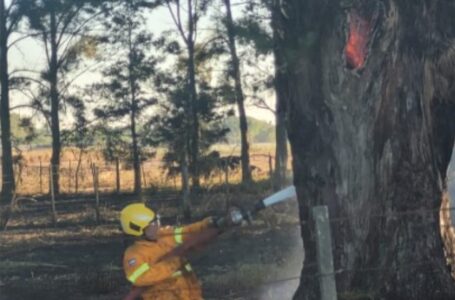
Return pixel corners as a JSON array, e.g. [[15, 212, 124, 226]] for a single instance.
[[5, 0, 20, 35], [8, 33, 42, 49], [9, 69, 43, 76], [56, 5, 83, 48], [41, 31, 51, 65], [59, 61, 104, 96], [246, 94, 275, 113], [166, 0, 188, 44]]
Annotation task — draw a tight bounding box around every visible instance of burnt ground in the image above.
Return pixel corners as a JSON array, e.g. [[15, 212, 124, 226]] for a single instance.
[[0, 184, 303, 300]]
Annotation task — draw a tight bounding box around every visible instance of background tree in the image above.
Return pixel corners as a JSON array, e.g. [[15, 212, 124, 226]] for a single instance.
[[221, 0, 252, 183], [164, 0, 213, 188], [61, 94, 93, 194], [94, 0, 158, 194], [0, 0, 24, 227], [275, 0, 455, 298], [230, 0, 289, 188], [147, 42, 230, 218], [21, 0, 103, 196]]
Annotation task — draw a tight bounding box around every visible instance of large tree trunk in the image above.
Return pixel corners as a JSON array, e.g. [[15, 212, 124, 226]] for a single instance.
[[49, 7, 60, 196], [271, 0, 288, 190], [275, 0, 455, 299], [223, 0, 252, 183], [0, 0, 15, 226]]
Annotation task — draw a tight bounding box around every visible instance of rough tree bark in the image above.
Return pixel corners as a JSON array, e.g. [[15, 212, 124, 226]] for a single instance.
[[0, 0, 15, 226], [186, 0, 200, 189], [275, 0, 455, 299], [223, 0, 252, 183], [49, 6, 61, 196], [127, 18, 141, 194], [271, 0, 289, 190]]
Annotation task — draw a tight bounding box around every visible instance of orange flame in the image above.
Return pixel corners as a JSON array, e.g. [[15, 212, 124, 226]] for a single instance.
[[345, 11, 371, 70]]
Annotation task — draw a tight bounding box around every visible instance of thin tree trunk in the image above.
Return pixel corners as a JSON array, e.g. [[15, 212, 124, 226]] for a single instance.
[[187, 0, 200, 189], [49, 7, 60, 196], [181, 148, 191, 220], [127, 16, 141, 195], [130, 89, 141, 195], [223, 0, 252, 183], [74, 149, 84, 194], [274, 0, 455, 299], [0, 0, 14, 227]]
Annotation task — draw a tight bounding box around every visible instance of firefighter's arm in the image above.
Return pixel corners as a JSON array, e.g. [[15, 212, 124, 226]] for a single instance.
[[124, 255, 182, 287], [173, 218, 221, 247], [180, 218, 213, 236]]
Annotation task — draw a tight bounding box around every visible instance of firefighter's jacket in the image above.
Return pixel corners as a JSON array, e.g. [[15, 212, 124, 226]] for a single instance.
[[123, 218, 212, 300]]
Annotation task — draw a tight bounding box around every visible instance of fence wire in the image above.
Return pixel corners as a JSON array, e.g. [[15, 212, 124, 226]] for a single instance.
[[0, 155, 276, 195]]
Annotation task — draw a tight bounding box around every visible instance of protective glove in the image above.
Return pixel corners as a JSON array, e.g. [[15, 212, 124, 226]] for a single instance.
[[212, 207, 244, 229]]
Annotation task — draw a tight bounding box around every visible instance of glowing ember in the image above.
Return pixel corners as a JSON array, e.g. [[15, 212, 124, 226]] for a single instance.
[[345, 11, 371, 70]]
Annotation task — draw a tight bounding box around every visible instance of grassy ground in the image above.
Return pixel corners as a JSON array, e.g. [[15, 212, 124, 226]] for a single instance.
[[0, 181, 303, 300]]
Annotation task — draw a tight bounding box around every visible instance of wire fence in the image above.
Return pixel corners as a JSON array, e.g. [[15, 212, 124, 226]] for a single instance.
[[0, 153, 278, 196]]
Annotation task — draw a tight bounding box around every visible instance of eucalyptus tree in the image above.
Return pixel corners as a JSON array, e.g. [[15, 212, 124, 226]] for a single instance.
[[219, 0, 253, 183], [0, 0, 24, 226], [224, 0, 289, 188], [20, 0, 104, 195], [94, 0, 158, 194], [147, 65, 230, 218], [61, 94, 93, 194], [163, 0, 213, 188], [274, 0, 455, 298]]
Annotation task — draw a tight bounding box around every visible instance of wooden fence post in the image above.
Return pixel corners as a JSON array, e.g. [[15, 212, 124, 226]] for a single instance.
[[312, 205, 337, 300], [268, 154, 274, 189], [116, 158, 120, 194], [39, 158, 43, 194], [68, 161, 72, 194], [49, 167, 57, 227], [92, 165, 101, 224], [141, 163, 147, 189]]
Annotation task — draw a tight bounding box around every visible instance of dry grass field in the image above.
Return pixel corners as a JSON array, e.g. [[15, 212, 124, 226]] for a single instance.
[[3, 143, 289, 196]]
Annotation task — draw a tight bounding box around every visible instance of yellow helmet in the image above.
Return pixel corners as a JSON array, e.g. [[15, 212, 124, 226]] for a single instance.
[[120, 203, 156, 236]]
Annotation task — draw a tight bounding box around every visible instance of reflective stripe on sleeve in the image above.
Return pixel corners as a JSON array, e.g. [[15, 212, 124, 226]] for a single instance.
[[128, 263, 150, 283], [174, 227, 183, 244], [172, 270, 183, 277], [172, 263, 192, 278], [184, 263, 192, 272]]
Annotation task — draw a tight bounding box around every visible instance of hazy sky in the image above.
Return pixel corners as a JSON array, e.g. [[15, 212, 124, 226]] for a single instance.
[[7, 0, 276, 127]]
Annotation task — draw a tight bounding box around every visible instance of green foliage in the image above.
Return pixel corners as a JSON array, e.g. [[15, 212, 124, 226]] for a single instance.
[[223, 116, 274, 144], [93, 0, 158, 167], [8, 116, 52, 146], [146, 60, 230, 176], [61, 94, 94, 152], [10, 114, 37, 145]]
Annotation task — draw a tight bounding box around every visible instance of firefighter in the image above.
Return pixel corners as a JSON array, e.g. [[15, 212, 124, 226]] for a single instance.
[[120, 203, 233, 300]]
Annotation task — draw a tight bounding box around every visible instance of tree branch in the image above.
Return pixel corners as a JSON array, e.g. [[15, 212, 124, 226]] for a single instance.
[[8, 33, 42, 49], [165, 0, 188, 44], [56, 4, 83, 47]]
